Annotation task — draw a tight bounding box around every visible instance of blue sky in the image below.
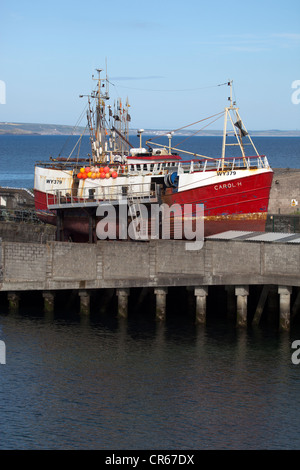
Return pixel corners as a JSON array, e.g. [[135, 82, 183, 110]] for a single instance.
[[1, 0, 299, 130]]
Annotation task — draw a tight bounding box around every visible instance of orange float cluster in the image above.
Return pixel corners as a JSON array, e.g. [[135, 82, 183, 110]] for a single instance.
[[77, 166, 118, 180]]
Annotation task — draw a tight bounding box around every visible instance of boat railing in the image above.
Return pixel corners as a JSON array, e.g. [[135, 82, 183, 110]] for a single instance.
[[46, 181, 159, 209], [178, 155, 270, 173]]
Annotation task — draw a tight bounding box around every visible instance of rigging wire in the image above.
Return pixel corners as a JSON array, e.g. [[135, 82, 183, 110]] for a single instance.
[[108, 80, 228, 93], [53, 78, 230, 172], [169, 111, 225, 134], [147, 111, 225, 143], [173, 113, 225, 148], [58, 102, 89, 157], [67, 124, 89, 162]]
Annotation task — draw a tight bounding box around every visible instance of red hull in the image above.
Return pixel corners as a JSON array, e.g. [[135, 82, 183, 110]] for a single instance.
[[34, 170, 273, 241], [168, 172, 273, 215]]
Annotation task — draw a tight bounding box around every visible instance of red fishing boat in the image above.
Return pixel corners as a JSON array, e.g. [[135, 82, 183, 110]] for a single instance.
[[34, 70, 273, 242]]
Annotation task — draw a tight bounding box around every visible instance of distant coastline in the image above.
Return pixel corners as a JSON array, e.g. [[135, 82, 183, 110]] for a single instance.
[[0, 122, 300, 137]]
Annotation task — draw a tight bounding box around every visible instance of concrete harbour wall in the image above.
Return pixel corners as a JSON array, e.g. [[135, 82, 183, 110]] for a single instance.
[[0, 238, 299, 332], [268, 169, 300, 215], [0, 239, 299, 291]]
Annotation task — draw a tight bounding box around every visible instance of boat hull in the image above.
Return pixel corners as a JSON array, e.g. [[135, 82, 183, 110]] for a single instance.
[[34, 167, 273, 241]]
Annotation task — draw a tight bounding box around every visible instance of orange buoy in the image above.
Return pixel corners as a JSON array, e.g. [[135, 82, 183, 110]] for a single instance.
[[100, 172, 106, 179], [77, 173, 82, 179], [104, 166, 110, 173], [111, 171, 118, 178], [82, 173, 87, 179], [99, 167, 104, 173], [85, 167, 90, 173]]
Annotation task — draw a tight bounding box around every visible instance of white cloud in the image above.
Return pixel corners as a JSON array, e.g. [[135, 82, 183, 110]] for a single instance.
[[195, 32, 300, 52], [271, 33, 300, 40]]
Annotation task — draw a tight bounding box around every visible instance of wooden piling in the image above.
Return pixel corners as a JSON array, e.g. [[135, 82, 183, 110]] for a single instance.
[[116, 288, 130, 319], [278, 285, 292, 332], [235, 286, 249, 328], [7, 292, 20, 313], [194, 286, 208, 325], [252, 285, 270, 326], [154, 287, 168, 322], [42, 291, 55, 314], [292, 287, 300, 320], [79, 290, 90, 316]]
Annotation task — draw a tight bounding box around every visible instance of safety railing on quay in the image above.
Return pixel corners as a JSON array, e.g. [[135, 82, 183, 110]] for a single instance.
[[0, 208, 43, 224]]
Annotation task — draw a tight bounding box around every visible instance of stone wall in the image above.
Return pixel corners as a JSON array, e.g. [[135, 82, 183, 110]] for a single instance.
[[0, 221, 55, 243], [268, 169, 300, 215], [0, 238, 299, 292]]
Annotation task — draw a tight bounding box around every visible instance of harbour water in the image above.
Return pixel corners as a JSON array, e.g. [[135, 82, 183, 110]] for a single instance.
[[1, 307, 300, 450], [0, 134, 299, 189], [0, 134, 300, 450]]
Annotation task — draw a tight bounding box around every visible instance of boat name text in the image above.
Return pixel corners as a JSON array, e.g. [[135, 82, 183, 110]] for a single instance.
[[217, 170, 236, 176], [214, 182, 242, 191], [46, 179, 63, 185]]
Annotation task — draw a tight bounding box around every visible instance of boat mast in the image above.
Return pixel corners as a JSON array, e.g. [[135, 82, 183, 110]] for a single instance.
[[221, 80, 242, 167], [221, 80, 259, 169], [91, 68, 110, 163], [80, 67, 132, 162]]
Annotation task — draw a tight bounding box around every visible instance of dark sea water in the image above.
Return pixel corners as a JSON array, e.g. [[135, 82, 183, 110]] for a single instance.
[[0, 134, 299, 189], [0, 134, 300, 450], [1, 309, 300, 450]]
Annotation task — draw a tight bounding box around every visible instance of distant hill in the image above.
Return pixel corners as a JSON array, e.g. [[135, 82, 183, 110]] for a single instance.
[[0, 122, 299, 137], [0, 122, 86, 135]]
